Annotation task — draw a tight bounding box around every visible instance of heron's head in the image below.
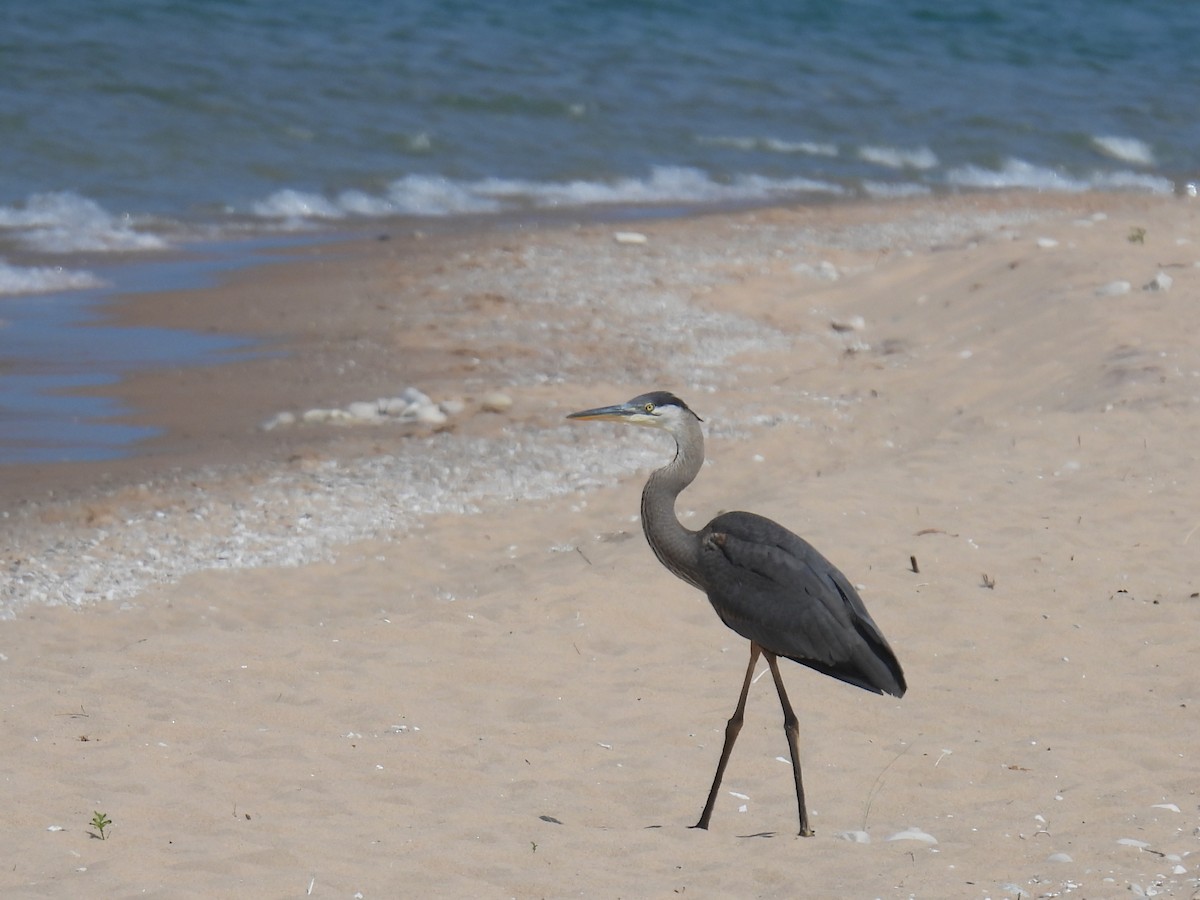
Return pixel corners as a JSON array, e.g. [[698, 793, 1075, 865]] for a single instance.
[[566, 391, 701, 432]]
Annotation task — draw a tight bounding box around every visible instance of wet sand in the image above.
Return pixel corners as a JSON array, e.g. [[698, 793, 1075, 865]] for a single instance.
[[2, 192, 1198, 897]]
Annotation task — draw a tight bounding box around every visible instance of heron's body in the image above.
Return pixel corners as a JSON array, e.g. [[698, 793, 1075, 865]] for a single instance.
[[568, 390, 905, 835], [695, 511, 906, 696]]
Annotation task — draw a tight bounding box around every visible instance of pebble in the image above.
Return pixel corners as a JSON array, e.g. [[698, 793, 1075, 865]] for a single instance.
[[1095, 280, 1131, 296], [480, 391, 513, 413], [1037, 237, 1059, 248], [1117, 837, 1151, 849], [259, 411, 296, 431], [398, 386, 433, 407], [885, 827, 937, 844], [414, 404, 447, 425], [1143, 271, 1173, 292], [346, 401, 381, 421], [831, 315, 866, 333], [380, 397, 410, 416], [1046, 851, 1073, 863], [260, 386, 464, 430], [613, 231, 648, 245]]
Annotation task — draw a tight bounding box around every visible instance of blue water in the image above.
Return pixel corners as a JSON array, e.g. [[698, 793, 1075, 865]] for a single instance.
[[4, 0, 1197, 242], [1, 0, 1198, 463]]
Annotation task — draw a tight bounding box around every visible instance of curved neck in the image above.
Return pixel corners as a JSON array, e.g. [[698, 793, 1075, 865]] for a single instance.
[[640, 413, 705, 588]]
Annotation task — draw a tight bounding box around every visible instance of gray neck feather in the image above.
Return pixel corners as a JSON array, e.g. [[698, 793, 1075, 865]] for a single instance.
[[640, 412, 705, 589]]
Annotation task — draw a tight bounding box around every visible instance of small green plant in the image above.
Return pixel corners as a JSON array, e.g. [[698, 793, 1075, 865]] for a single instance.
[[89, 811, 112, 840], [1128, 226, 1146, 244]]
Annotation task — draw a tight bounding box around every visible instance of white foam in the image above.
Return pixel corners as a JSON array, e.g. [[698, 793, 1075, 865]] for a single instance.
[[250, 178, 506, 223], [698, 134, 839, 157], [245, 166, 845, 223], [384, 175, 505, 215], [1092, 135, 1156, 166], [949, 159, 1082, 190], [246, 153, 1176, 228], [473, 166, 845, 207], [725, 171, 846, 198], [337, 189, 404, 217], [0, 259, 106, 296], [250, 188, 348, 222], [947, 157, 1172, 194], [858, 144, 939, 170], [1089, 169, 1174, 192], [763, 137, 839, 157], [0, 192, 168, 253]]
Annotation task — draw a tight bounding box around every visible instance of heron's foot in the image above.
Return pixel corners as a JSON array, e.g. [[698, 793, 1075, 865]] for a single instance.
[[689, 821, 710, 831], [799, 827, 815, 838]]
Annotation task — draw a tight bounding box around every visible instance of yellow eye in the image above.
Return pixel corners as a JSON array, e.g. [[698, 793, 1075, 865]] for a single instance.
[[644, 402, 655, 413]]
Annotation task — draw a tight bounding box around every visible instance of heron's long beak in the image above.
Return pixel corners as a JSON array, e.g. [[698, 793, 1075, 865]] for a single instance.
[[566, 402, 636, 422]]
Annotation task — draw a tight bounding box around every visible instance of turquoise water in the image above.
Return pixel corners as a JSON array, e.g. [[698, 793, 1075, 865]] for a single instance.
[[3, 0, 1196, 251], [1, 0, 1198, 463]]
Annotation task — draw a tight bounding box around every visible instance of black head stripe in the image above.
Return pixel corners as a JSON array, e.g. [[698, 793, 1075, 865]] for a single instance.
[[630, 391, 701, 421]]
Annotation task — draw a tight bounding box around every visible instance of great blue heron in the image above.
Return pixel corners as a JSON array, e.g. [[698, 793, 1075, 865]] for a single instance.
[[567, 391, 906, 836]]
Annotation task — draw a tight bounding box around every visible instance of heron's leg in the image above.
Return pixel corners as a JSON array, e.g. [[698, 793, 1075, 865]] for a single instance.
[[693, 643, 761, 830], [764, 650, 812, 837]]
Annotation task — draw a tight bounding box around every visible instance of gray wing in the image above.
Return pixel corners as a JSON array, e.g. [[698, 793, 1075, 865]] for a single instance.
[[697, 511, 906, 697]]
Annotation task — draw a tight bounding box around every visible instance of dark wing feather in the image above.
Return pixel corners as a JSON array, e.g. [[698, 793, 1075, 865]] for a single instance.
[[697, 511, 906, 697]]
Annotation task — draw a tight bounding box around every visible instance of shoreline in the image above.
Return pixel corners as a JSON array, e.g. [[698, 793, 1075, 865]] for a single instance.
[[0, 200, 763, 503], [0, 189, 1095, 510], [3, 188, 1195, 616]]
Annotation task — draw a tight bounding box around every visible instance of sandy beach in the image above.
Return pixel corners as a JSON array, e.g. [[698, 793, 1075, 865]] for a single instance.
[[2, 191, 1198, 897]]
